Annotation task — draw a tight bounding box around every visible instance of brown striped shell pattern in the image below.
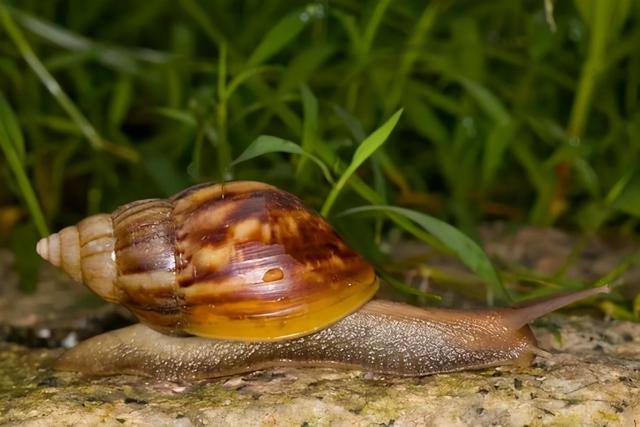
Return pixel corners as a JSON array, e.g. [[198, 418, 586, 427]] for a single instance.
[[36, 181, 378, 341]]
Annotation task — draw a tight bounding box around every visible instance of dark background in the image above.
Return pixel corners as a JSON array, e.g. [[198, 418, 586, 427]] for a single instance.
[[0, 0, 638, 301]]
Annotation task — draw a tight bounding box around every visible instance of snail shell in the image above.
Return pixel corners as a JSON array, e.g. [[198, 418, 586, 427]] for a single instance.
[[36, 181, 378, 341]]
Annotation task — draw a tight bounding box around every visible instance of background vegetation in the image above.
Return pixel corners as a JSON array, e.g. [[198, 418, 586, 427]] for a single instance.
[[0, 1, 638, 311]]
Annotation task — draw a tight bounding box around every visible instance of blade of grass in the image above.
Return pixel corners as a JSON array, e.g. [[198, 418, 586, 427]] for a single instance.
[[321, 109, 403, 216], [0, 5, 138, 162], [225, 65, 279, 99], [179, 0, 227, 46], [247, 4, 324, 67], [378, 270, 441, 301], [277, 45, 334, 95], [227, 126, 446, 253], [339, 205, 510, 303], [230, 135, 334, 184], [150, 108, 197, 127], [0, 93, 49, 237], [609, 168, 640, 217], [457, 76, 510, 125], [385, 2, 439, 113], [0, 90, 25, 162], [295, 84, 319, 185], [216, 41, 231, 179], [482, 120, 518, 190], [299, 133, 449, 253], [361, 0, 392, 56], [12, 8, 174, 70], [108, 74, 132, 129]]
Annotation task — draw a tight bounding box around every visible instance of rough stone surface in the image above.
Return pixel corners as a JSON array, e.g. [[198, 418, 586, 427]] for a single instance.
[[1, 315, 640, 426], [1, 226, 639, 426]]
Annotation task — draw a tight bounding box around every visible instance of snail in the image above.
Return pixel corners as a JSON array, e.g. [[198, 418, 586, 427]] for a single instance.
[[36, 181, 608, 381]]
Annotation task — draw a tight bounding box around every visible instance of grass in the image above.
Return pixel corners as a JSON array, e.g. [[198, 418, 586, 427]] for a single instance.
[[0, 0, 638, 311]]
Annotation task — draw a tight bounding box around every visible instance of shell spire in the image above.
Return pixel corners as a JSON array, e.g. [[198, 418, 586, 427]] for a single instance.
[[36, 214, 120, 303]]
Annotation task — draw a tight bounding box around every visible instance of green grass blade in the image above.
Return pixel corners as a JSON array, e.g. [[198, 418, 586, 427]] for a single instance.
[[0, 91, 25, 162], [247, 4, 324, 67], [385, 3, 439, 112], [179, 0, 226, 46], [0, 93, 49, 237], [307, 135, 447, 251], [12, 8, 174, 70], [321, 109, 403, 216], [295, 84, 319, 184], [230, 135, 334, 184], [149, 108, 197, 127], [277, 45, 334, 95], [332, 104, 366, 141], [457, 76, 510, 125], [332, 10, 363, 54], [216, 41, 231, 179], [609, 169, 640, 216], [108, 74, 133, 128], [339, 205, 510, 303], [482, 120, 518, 190], [377, 270, 441, 302], [361, 0, 392, 55], [0, 5, 138, 162], [225, 66, 279, 99], [570, 0, 632, 137]]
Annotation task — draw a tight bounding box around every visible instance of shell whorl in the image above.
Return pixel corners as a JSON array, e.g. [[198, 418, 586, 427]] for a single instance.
[[36, 214, 119, 303], [37, 181, 379, 341]]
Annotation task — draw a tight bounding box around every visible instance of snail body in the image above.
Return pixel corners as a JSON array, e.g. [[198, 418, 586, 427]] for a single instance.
[[37, 181, 607, 380]]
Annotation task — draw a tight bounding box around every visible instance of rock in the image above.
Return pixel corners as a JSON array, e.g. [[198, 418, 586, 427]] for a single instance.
[[1, 224, 639, 426], [1, 314, 640, 426]]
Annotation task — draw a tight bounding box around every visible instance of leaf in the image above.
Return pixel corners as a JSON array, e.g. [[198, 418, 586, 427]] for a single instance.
[[482, 120, 518, 190], [378, 270, 441, 301], [295, 85, 319, 184], [0, 91, 25, 162], [13, 8, 174, 71], [108, 73, 132, 128], [321, 109, 403, 216], [225, 65, 277, 99], [0, 91, 49, 237], [332, 10, 362, 55], [277, 44, 334, 95], [230, 135, 333, 184], [338, 205, 510, 303], [609, 169, 640, 217], [0, 5, 138, 161], [332, 104, 365, 142], [179, 0, 226, 46], [150, 107, 197, 127], [361, 0, 392, 55], [574, 0, 632, 36], [247, 4, 323, 66], [457, 76, 510, 125], [599, 300, 636, 321], [633, 293, 640, 319]]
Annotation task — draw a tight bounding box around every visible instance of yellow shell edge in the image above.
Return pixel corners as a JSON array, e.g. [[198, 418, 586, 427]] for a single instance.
[[183, 277, 379, 341]]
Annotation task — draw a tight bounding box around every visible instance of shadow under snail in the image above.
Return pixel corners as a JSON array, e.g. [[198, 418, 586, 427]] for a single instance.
[[36, 181, 607, 381]]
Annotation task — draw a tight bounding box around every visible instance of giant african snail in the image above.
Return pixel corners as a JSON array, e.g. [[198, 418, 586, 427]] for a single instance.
[[36, 181, 608, 381]]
